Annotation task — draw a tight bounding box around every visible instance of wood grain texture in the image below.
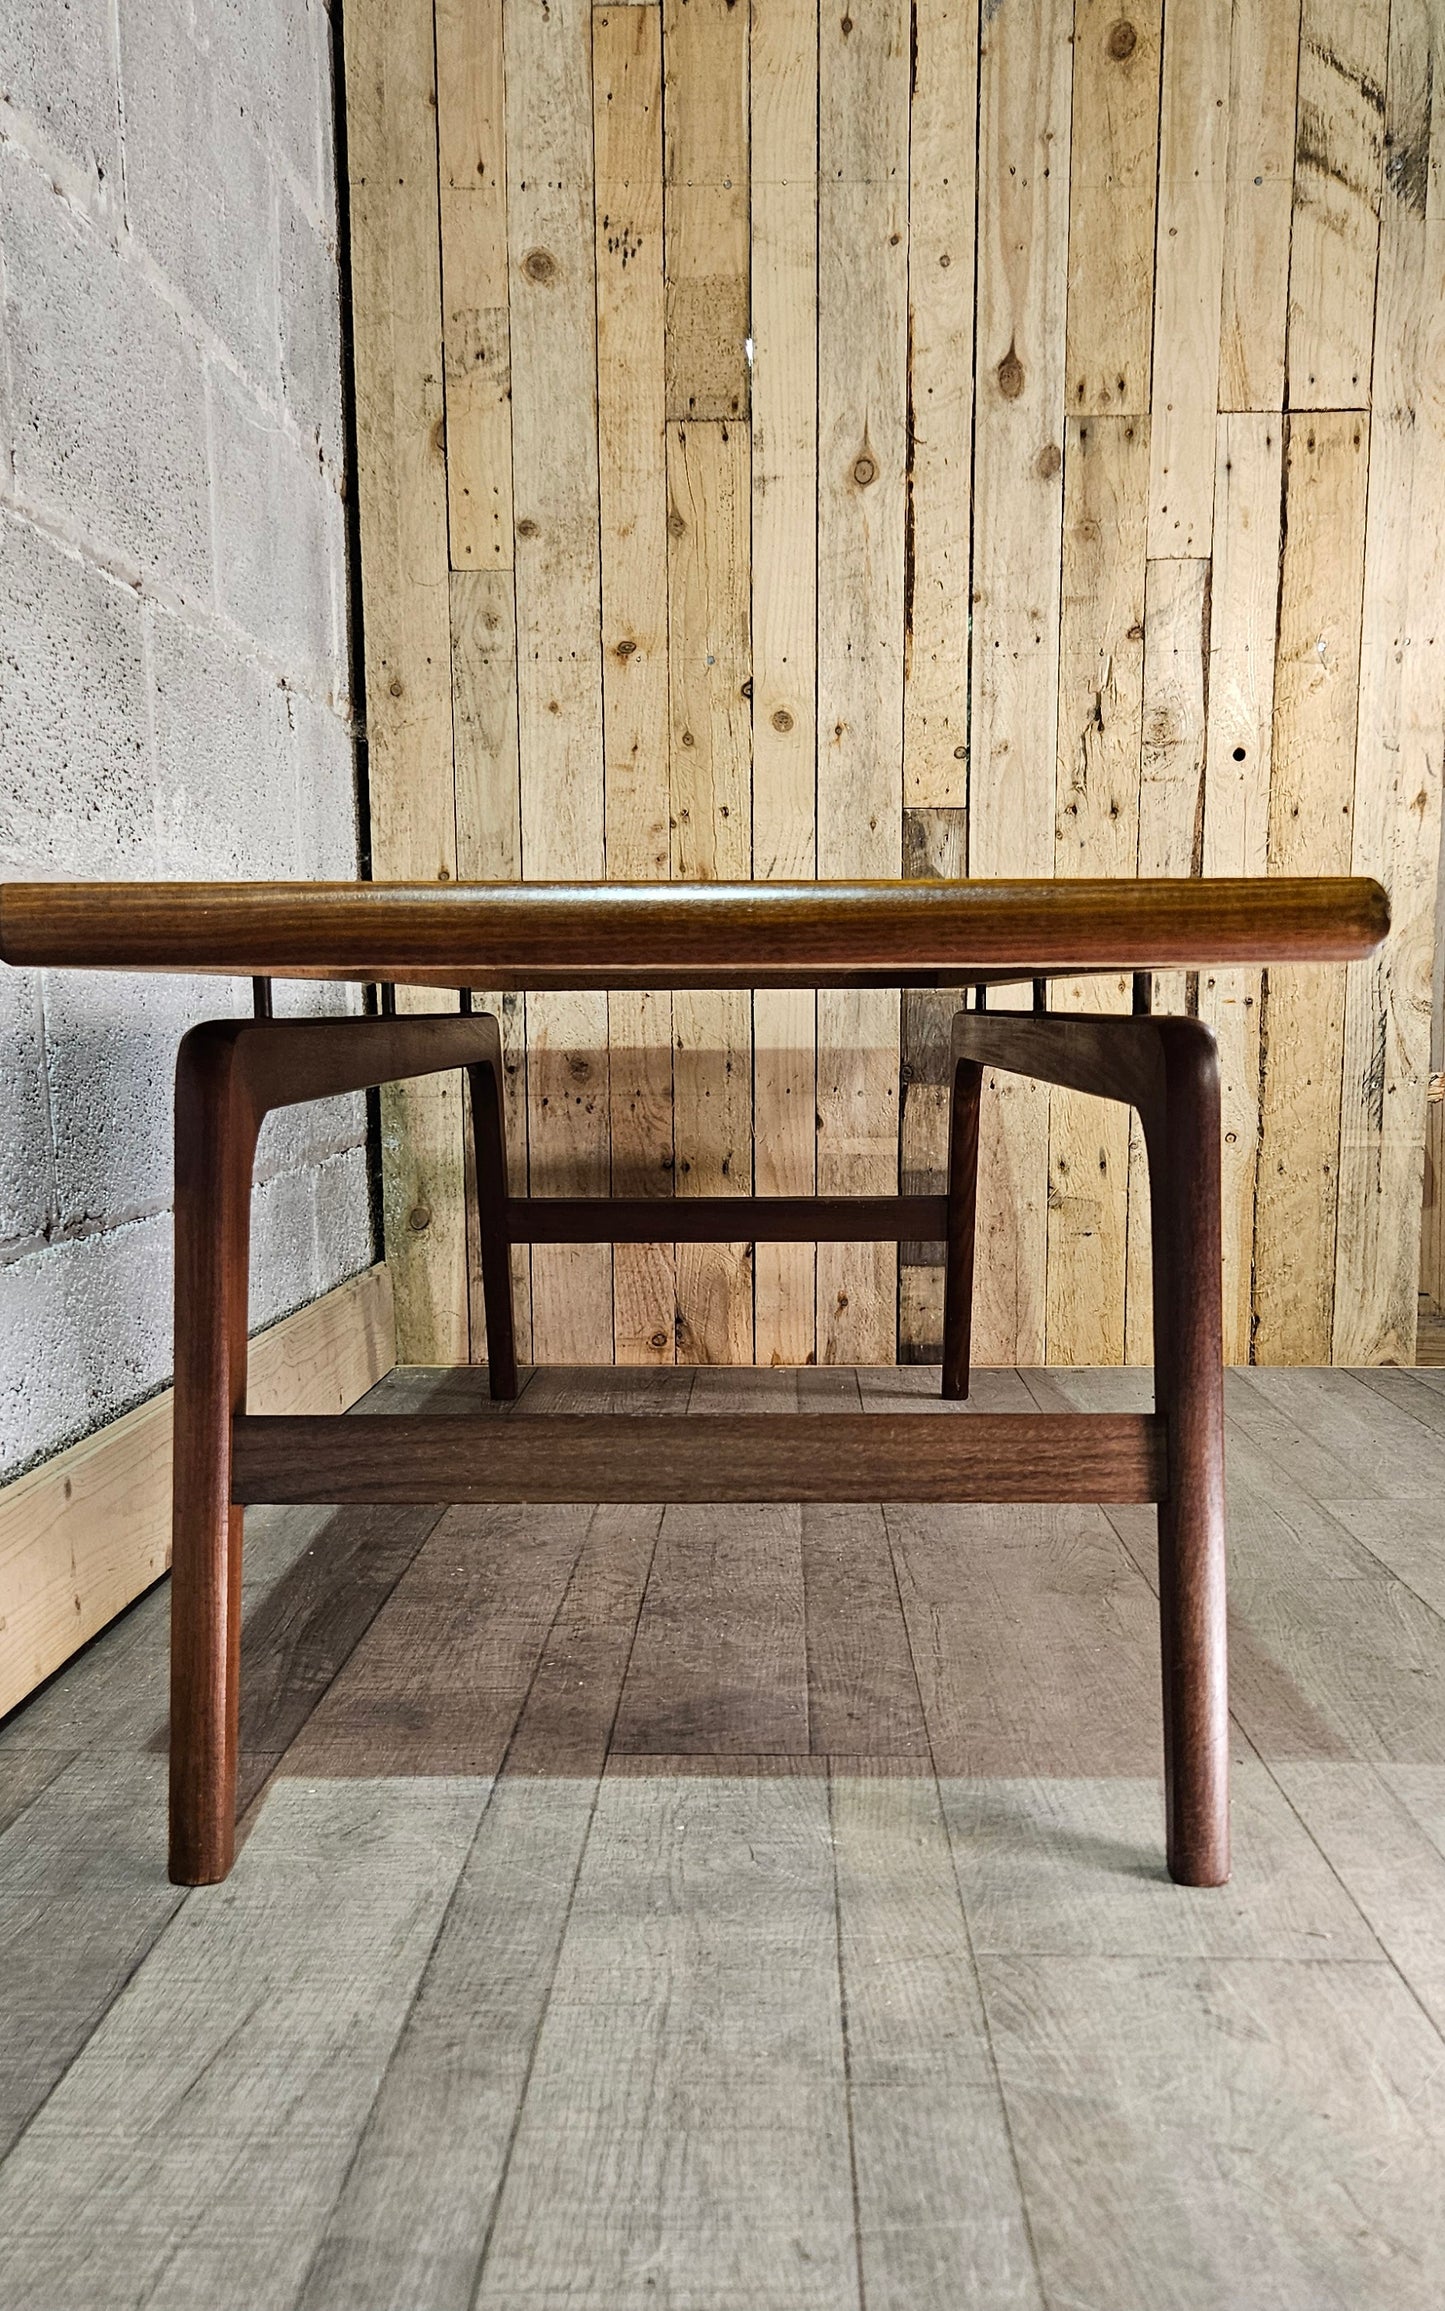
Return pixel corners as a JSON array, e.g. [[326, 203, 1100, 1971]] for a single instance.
[[345, 0, 462, 1358], [751, 0, 818, 1365], [983, 1950, 1445, 2311], [232, 1410, 1168, 1504], [1218, 0, 1300, 413], [4, 877, 1389, 978], [1197, 413, 1280, 1360], [816, 0, 909, 1363], [0, 1780, 487, 2308], [1287, 0, 1389, 408], [1146, 0, 1230, 556], [904, 0, 977, 802], [473, 1768, 856, 2309], [1331, 0, 1445, 1364], [1065, 0, 1160, 419], [969, 0, 1073, 1367], [1048, 416, 1149, 1365], [595, 5, 675, 1367], [1256, 412, 1368, 1361], [297, 1505, 663, 2309]]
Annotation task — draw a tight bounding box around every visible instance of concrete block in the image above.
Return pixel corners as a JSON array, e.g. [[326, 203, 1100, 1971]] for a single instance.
[[0, 508, 152, 874], [205, 0, 329, 215], [0, 1215, 174, 1479], [255, 1088, 368, 1185], [0, 969, 56, 1252], [41, 969, 242, 1236], [209, 363, 342, 694], [278, 181, 344, 471], [250, 1159, 322, 1326], [310, 1144, 375, 1295], [0, 0, 120, 193], [288, 689, 360, 875], [1, 149, 211, 597], [116, 0, 278, 391], [146, 605, 297, 876], [251, 1146, 373, 1331], [270, 980, 362, 1022], [0, 0, 364, 1491]]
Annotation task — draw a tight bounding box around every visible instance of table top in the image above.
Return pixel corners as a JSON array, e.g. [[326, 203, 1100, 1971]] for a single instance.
[[0, 877, 1390, 992]]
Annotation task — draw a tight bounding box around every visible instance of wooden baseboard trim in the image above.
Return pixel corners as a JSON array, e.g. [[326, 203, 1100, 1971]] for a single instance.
[[0, 1262, 395, 1720]]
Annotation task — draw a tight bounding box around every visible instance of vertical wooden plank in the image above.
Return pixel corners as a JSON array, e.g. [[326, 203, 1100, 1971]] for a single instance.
[[439, 1, 523, 1366], [609, 988, 677, 1363], [1218, 0, 1301, 413], [817, 0, 910, 1363], [667, 420, 752, 884], [663, 0, 750, 423], [1198, 413, 1282, 1362], [507, 0, 607, 882], [1137, 560, 1210, 917], [1147, 0, 1230, 556], [903, 0, 978, 804], [1047, 415, 1148, 1366], [667, 421, 753, 1361], [1065, 0, 1161, 418], [595, 3, 675, 1365], [506, 0, 612, 1361], [439, 186, 513, 570], [1127, 556, 1210, 1362], [452, 567, 533, 1363], [452, 571, 521, 883], [347, 0, 465, 1362], [752, 0, 819, 1366], [595, 2, 671, 885], [436, 0, 507, 193], [664, 0, 752, 1364], [969, 0, 1073, 1366], [1286, 0, 1389, 409], [754, 988, 817, 1365], [1256, 413, 1368, 1362], [1334, 0, 1444, 1362], [673, 991, 755, 1363]]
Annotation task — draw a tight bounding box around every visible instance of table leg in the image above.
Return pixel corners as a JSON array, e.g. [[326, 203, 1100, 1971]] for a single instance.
[[1145, 1020, 1230, 1887], [942, 1055, 982, 1400], [170, 1025, 259, 1886], [949, 1007, 1230, 1885], [468, 1041, 519, 1400]]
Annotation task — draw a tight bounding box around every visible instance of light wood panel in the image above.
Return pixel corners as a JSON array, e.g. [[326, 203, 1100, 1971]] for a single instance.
[[0, 1266, 395, 1718], [347, 0, 1444, 1367], [347, 0, 465, 1362]]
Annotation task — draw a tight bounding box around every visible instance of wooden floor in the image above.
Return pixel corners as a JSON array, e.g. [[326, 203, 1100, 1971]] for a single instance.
[[3, 1363, 1445, 2309]]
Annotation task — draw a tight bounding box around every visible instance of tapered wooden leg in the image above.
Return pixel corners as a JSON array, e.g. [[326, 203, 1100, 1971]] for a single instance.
[[167, 1007, 515, 1883], [1145, 1019, 1230, 1887], [942, 1054, 983, 1400], [169, 1026, 261, 1886], [468, 1044, 519, 1400]]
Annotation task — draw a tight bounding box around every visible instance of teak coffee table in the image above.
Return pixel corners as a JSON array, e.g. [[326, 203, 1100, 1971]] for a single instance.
[[0, 876, 1389, 1890]]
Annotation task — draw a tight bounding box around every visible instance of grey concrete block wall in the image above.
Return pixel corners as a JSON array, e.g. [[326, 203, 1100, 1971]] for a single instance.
[[0, 0, 373, 1482]]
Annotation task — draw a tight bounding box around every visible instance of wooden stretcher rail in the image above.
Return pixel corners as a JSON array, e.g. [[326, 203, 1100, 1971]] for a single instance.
[[501, 1195, 948, 1243], [229, 1411, 1169, 1506], [0, 875, 1389, 990]]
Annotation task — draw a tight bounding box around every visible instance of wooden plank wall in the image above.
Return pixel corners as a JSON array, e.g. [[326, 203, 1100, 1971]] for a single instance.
[[347, 0, 1445, 1370]]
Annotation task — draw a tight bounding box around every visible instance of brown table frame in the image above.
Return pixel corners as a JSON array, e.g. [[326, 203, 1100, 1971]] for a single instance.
[[172, 993, 1226, 1893], [1, 873, 1388, 1897]]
